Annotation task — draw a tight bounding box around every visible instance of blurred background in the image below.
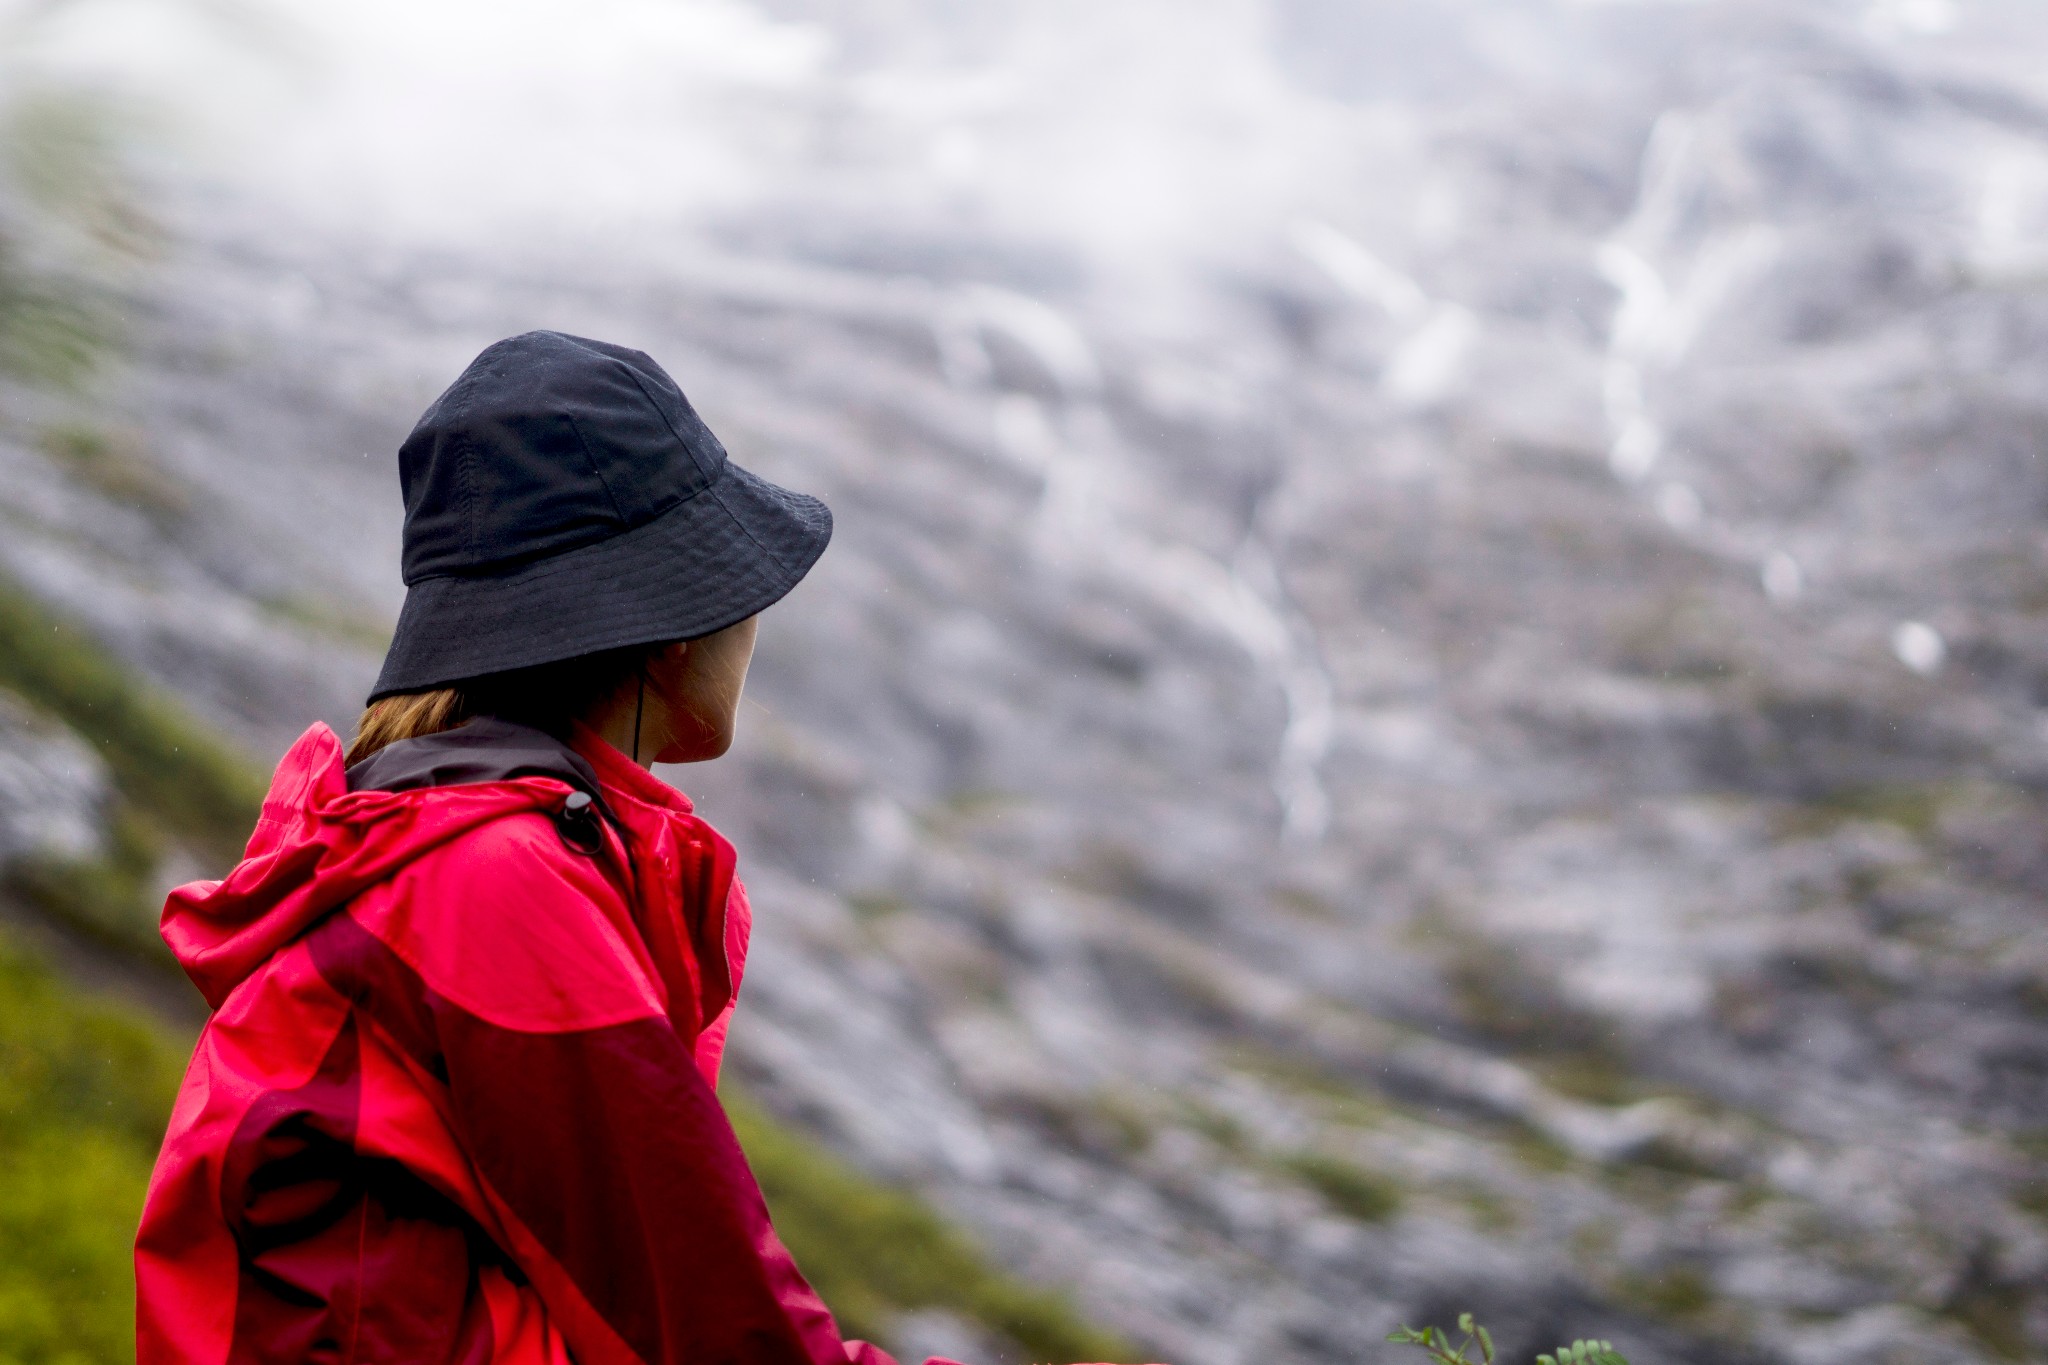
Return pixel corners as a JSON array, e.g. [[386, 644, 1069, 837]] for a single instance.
[[1, 0, 2046, 1361]]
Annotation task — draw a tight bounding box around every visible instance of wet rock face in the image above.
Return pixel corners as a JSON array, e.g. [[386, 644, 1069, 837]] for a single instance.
[[0, 691, 107, 869], [6, 1, 2048, 1362]]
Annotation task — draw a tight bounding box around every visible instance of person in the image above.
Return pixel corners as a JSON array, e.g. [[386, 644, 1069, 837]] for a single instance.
[[134, 332, 1115, 1365]]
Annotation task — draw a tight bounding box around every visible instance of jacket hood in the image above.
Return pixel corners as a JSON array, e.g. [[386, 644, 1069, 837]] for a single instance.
[[162, 721, 728, 1015]]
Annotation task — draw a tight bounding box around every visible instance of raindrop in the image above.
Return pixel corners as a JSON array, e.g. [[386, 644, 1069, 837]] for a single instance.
[[1892, 620, 1946, 676], [1762, 551, 1803, 603]]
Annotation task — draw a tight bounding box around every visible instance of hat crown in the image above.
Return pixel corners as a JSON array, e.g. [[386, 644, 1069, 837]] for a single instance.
[[396, 331, 727, 584]]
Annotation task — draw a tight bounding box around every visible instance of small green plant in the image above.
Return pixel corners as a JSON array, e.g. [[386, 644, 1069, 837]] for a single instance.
[[1388, 1313, 1494, 1364], [1534, 1341, 1627, 1365], [1387, 1313, 1628, 1365]]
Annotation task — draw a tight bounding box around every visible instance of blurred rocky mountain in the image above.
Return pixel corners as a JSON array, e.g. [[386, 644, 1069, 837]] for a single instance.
[[3, 1, 2048, 1362]]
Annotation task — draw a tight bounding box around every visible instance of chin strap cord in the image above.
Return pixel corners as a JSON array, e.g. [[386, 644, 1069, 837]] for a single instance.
[[631, 668, 646, 764]]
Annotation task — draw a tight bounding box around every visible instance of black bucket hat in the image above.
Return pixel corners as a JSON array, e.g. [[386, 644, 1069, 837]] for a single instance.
[[369, 330, 831, 700]]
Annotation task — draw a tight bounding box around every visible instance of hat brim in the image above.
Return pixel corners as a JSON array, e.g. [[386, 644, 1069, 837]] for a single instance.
[[369, 462, 831, 699]]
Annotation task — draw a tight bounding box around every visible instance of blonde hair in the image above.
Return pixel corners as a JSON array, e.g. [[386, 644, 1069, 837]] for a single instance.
[[345, 688, 472, 766], [345, 643, 663, 767]]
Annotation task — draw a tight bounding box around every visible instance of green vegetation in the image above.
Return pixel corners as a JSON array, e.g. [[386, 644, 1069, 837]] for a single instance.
[[1443, 1179, 1520, 1234], [0, 577, 258, 968], [1082, 1089, 1157, 1158], [0, 934, 187, 1365], [258, 592, 393, 653], [1388, 1313, 1496, 1365], [0, 567, 263, 965], [5, 87, 154, 260], [1175, 1096, 1251, 1155], [0, 578, 1137, 1361], [1389, 1312, 1628, 1365], [1220, 1042, 1394, 1130], [725, 1092, 1136, 1363], [39, 423, 189, 521], [0, 83, 141, 387], [1535, 1341, 1628, 1365], [0, 574, 266, 864], [0, 249, 108, 387], [1280, 1150, 1403, 1224], [0, 19, 1131, 1364], [847, 892, 911, 921], [7, 808, 167, 961], [0, 572, 1139, 1361], [1612, 1264, 1715, 1322], [1776, 780, 1956, 842], [1013, 1088, 1158, 1160], [1943, 1272, 2033, 1362]]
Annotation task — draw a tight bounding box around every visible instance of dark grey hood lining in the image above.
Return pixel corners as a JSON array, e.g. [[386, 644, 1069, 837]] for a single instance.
[[345, 716, 607, 809]]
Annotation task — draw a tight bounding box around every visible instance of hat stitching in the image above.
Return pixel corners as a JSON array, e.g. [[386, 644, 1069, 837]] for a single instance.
[[709, 475, 799, 577], [398, 467, 743, 592], [390, 520, 798, 626], [619, 364, 722, 490], [567, 411, 632, 526], [456, 428, 480, 573]]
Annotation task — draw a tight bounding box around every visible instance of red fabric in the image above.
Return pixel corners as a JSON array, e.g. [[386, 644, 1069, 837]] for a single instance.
[[136, 722, 963, 1365]]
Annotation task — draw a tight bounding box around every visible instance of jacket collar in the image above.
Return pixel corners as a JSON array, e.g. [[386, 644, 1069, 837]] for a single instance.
[[340, 714, 697, 821], [344, 716, 606, 799], [567, 720, 696, 817], [566, 722, 742, 1040], [346, 718, 735, 1035]]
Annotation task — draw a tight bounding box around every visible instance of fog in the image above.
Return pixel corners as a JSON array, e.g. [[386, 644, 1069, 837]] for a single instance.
[[4, 1, 2048, 1362]]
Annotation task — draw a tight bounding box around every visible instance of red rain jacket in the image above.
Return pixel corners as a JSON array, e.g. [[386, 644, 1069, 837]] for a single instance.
[[136, 719, 962, 1365]]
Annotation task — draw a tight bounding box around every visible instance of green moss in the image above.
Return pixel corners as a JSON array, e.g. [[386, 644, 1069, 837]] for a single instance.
[[0, 77, 145, 392], [1776, 781, 1956, 842], [4, 806, 168, 964], [1539, 1052, 1651, 1108], [0, 932, 186, 1365], [1612, 1265, 1716, 1323], [1509, 1128, 1574, 1174], [922, 789, 1025, 829], [1944, 1277, 2034, 1362], [846, 893, 910, 922], [0, 576, 265, 866], [0, 268, 109, 387], [1606, 591, 1751, 684], [1278, 1151, 1402, 1224], [1084, 1090, 1157, 1157], [724, 1093, 1137, 1363], [1570, 1218, 1618, 1264], [0, 931, 1141, 1365], [1443, 1179, 1521, 1233], [1270, 886, 1341, 923], [1724, 1181, 1775, 1219], [1023, 1088, 1157, 1159], [39, 423, 188, 520], [1221, 1044, 1391, 1129], [1416, 910, 1642, 1098], [6, 89, 155, 259], [1175, 1098, 1251, 1156], [258, 592, 392, 653]]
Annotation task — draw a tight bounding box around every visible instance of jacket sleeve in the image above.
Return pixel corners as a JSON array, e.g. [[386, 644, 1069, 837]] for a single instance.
[[338, 817, 961, 1365]]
